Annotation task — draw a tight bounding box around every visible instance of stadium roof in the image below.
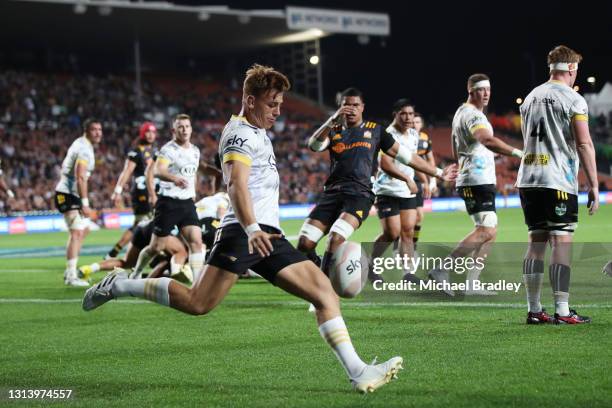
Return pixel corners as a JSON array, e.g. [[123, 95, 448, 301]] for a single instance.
[[1, 0, 388, 56]]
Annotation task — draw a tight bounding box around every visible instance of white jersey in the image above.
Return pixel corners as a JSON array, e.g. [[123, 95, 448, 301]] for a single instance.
[[55, 136, 95, 197], [452, 103, 496, 187], [157, 140, 200, 200], [219, 115, 280, 230], [195, 192, 230, 219], [372, 125, 419, 198], [517, 80, 588, 195]]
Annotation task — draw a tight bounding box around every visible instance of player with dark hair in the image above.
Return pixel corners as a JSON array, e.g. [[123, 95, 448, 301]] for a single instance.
[[297, 87, 457, 282], [369, 99, 421, 284]]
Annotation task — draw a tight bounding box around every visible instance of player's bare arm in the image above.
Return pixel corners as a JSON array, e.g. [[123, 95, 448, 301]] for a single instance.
[[153, 158, 187, 189], [384, 141, 457, 182], [308, 106, 352, 151], [573, 118, 599, 215], [111, 159, 136, 207], [200, 162, 223, 193], [75, 161, 91, 218], [380, 153, 418, 193], [473, 128, 523, 158], [145, 159, 157, 206], [225, 160, 281, 258]]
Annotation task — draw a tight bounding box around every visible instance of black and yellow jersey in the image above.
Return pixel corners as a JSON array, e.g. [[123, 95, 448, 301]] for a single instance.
[[325, 121, 395, 196]]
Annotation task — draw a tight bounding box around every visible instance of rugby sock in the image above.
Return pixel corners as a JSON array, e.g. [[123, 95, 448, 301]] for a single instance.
[[134, 245, 155, 273], [65, 258, 78, 277], [170, 256, 181, 275], [318, 316, 367, 378], [112, 277, 171, 306], [107, 243, 123, 258], [90, 263, 100, 273], [549, 263, 570, 316], [320, 251, 333, 276], [523, 259, 544, 312], [189, 251, 204, 282], [413, 225, 421, 249]]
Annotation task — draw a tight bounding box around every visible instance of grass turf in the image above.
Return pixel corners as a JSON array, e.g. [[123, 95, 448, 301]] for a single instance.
[[0, 206, 611, 407]]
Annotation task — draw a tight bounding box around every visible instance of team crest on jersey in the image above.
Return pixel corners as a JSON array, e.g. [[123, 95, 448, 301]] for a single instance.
[[364, 131, 372, 139], [555, 203, 567, 216], [332, 134, 342, 140]]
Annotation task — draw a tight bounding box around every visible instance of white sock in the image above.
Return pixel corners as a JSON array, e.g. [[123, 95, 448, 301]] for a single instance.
[[91, 263, 100, 273], [189, 251, 204, 282], [113, 277, 171, 306], [65, 258, 78, 277], [134, 246, 155, 273], [170, 256, 181, 275], [553, 288, 570, 316], [318, 316, 367, 378]]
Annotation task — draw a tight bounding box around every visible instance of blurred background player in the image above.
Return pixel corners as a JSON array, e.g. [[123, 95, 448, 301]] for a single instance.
[[83, 64, 404, 393], [518, 45, 598, 324], [129, 114, 205, 282], [429, 74, 523, 296], [54, 118, 102, 287], [0, 159, 15, 201], [107, 122, 158, 259], [298, 87, 457, 280], [370, 99, 421, 284], [412, 112, 436, 249], [195, 191, 229, 257], [78, 218, 190, 283]]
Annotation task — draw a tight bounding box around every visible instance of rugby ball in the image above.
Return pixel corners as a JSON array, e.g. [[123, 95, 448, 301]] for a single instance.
[[329, 241, 368, 298]]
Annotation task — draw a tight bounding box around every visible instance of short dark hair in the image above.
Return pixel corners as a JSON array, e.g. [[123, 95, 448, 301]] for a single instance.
[[339, 87, 363, 105], [392, 98, 415, 115], [82, 118, 100, 133]]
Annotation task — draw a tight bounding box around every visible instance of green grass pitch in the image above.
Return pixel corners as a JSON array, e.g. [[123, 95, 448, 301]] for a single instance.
[[1, 206, 611, 407]]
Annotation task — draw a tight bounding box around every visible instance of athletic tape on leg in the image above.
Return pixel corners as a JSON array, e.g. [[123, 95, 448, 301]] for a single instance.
[[299, 222, 325, 243], [470, 211, 497, 227], [329, 219, 355, 240]]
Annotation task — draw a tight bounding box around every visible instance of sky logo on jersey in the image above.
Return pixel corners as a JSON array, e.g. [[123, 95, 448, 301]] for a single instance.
[[180, 165, 197, 176], [227, 134, 248, 147]]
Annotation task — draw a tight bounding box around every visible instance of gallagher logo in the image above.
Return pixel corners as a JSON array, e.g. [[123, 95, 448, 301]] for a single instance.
[[331, 141, 372, 154]]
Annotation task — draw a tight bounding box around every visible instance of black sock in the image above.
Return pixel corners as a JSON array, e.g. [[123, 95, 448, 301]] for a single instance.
[[305, 249, 322, 267], [320, 251, 333, 276], [107, 243, 122, 258]]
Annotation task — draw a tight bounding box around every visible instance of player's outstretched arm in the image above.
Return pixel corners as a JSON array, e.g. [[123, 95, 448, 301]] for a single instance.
[[384, 141, 457, 182], [225, 160, 280, 257], [473, 128, 523, 158], [379, 153, 417, 193], [111, 159, 136, 207], [573, 118, 599, 215]]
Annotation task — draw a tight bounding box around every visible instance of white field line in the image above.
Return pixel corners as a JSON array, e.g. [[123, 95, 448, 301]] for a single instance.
[[0, 298, 610, 309]]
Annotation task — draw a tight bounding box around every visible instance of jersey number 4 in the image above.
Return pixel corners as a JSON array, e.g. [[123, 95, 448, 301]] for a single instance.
[[530, 118, 546, 142]]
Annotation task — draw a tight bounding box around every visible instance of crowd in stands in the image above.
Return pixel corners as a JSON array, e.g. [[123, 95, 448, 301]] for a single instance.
[[2, 70, 603, 216], [0, 70, 331, 214]]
